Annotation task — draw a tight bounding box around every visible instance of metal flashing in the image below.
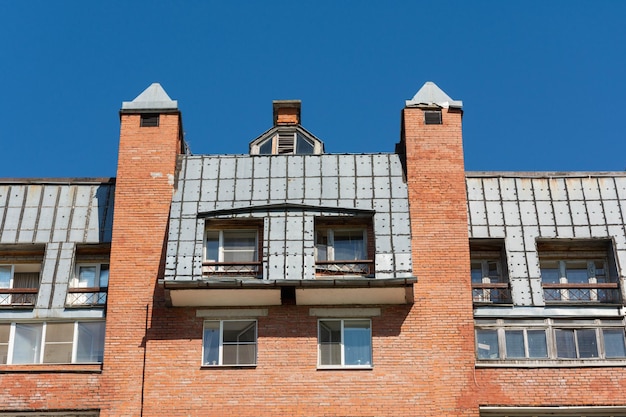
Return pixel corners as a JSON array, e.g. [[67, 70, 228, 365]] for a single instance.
[[121, 83, 178, 111], [406, 81, 463, 109]]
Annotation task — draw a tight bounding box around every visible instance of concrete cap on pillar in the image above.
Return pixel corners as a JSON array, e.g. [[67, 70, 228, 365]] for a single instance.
[[122, 83, 178, 111], [405, 81, 462, 109]]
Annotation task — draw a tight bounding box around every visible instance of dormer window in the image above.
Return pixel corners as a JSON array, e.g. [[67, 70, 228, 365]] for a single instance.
[[257, 129, 316, 155]]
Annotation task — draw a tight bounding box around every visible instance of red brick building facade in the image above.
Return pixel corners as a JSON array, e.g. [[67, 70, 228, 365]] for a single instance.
[[1, 83, 625, 416]]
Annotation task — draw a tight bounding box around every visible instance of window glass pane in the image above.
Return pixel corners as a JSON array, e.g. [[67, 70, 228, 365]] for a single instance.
[[223, 344, 256, 365], [603, 329, 626, 358], [78, 266, 96, 287], [203, 322, 220, 366], [205, 231, 219, 262], [319, 320, 341, 365], [13, 323, 43, 364], [555, 329, 576, 358], [295, 134, 315, 154], [223, 321, 256, 343], [222, 231, 257, 262], [0, 265, 11, 288], [0, 324, 9, 365], [315, 231, 328, 261], [99, 265, 109, 287], [333, 230, 365, 260], [76, 322, 105, 363], [504, 330, 525, 358], [576, 329, 599, 358], [487, 261, 500, 281], [476, 329, 499, 359], [43, 323, 74, 363], [344, 320, 371, 366], [527, 330, 548, 358], [594, 260, 607, 282], [540, 261, 560, 283], [259, 138, 273, 155], [565, 261, 590, 283], [470, 262, 483, 283]]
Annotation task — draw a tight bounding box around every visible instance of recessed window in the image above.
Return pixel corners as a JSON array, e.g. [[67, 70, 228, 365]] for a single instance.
[[318, 319, 372, 368], [470, 240, 510, 304], [424, 110, 442, 125], [66, 264, 109, 307], [204, 228, 261, 276], [315, 220, 373, 276], [0, 264, 40, 306], [0, 321, 105, 365], [475, 318, 626, 362], [538, 240, 619, 304], [202, 320, 257, 366], [140, 113, 159, 127]]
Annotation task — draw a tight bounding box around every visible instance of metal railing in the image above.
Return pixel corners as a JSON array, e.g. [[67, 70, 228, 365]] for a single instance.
[[202, 261, 263, 277], [472, 283, 512, 304], [65, 287, 108, 307], [0, 288, 38, 307], [315, 260, 374, 276], [542, 282, 620, 303]]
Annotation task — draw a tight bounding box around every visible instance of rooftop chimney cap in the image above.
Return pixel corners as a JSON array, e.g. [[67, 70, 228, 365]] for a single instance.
[[273, 100, 301, 125], [122, 83, 178, 111], [405, 81, 463, 109]]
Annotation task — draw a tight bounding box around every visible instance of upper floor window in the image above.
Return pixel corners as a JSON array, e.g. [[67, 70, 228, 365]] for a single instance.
[[203, 223, 262, 277], [318, 319, 372, 368], [0, 321, 105, 365], [202, 320, 257, 366], [538, 240, 619, 304], [315, 220, 373, 276], [257, 130, 316, 155], [66, 245, 110, 307], [475, 318, 626, 363], [470, 239, 511, 304], [0, 244, 44, 308]]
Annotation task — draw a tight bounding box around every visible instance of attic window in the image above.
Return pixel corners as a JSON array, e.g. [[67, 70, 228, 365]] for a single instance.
[[140, 114, 160, 127], [257, 130, 315, 155], [424, 110, 442, 125]]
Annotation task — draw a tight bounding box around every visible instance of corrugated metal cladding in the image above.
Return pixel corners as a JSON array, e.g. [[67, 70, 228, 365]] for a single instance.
[[165, 154, 413, 281], [0, 182, 114, 318], [467, 175, 626, 306]]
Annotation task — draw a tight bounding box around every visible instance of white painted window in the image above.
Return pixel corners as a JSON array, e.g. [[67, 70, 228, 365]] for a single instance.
[[0, 321, 105, 365], [202, 320, 257, 366], [318, 319, 372, 368], [0, 263, 40, 306], [204, 229, 259, 275], [66, 263, 109, 306]]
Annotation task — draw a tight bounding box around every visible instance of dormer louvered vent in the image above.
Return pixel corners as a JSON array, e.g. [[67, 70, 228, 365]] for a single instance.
[[424, 110, 442, 125], [277, 132, 295, 154]]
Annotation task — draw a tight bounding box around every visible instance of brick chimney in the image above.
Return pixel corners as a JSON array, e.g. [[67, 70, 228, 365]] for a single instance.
[[103, 83, 184, 416], [397, 82, 477, 415], [273, 100, 301, 125]]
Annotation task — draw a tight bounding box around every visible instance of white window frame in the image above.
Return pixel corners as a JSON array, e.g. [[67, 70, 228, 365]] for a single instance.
[[541, 259, 609, 301], [317, 318, 372, 369], [0, 263, 41, 305], [202, 320, 257, 367], [204, 229, 259, 268], [71, 263, 109, 289], [0, 321, 105, 365], [315, 228, 367, 262], [475, 318, 626, 365]]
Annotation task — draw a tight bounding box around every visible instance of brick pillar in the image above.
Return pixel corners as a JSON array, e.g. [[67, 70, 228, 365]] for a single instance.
[[399, 83, 477, 415], [101, 84, 182, 416]]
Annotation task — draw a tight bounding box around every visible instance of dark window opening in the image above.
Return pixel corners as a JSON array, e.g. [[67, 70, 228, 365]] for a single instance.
[[140, 114, 160, 127], [424, 110, 442, 125]]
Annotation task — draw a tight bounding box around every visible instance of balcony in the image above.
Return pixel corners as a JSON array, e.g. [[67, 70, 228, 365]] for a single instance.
[[315, 260, 374, 277], [65, 286, 108, 307], [0, 287, 38, 307], [202, 261, 263, 278], [471, 282, 512, 304], [542, 282, 620, 304]]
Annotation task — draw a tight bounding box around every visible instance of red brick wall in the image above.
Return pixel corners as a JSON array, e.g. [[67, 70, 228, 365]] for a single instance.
[[401, 106, 478, 416], [101, 112, 181, 416]]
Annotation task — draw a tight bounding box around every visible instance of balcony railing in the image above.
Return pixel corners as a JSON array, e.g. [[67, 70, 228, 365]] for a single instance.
[[202, 261, 263, 277], [0, 288, 38, 307], [65, 287, 108, 307], [542, 282, 620, 303], [472, 283, 512, 304], [315, 260, 374, 276]]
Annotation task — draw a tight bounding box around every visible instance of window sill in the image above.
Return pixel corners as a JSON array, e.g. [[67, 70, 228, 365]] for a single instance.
[[476, 359, 626, 368], [317, 365, 373, 370], [0, 363, 103, 373], [200, 364, 257, 369]]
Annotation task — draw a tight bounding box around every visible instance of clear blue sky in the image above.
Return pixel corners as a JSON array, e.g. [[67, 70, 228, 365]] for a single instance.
[[1, 1, 625, 178]]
